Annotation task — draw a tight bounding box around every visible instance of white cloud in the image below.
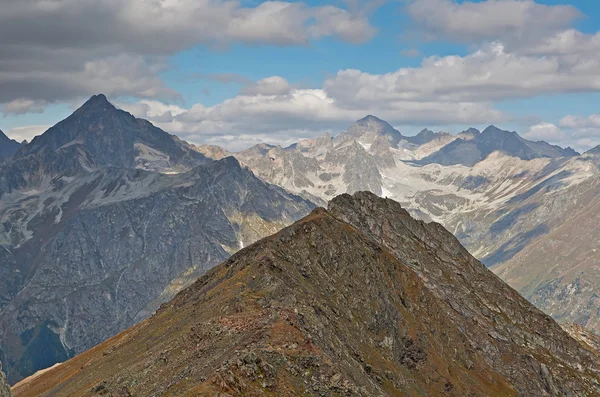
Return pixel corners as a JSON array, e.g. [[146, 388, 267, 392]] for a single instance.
[[0, 0, 377, 108], [541, 114, 600, 152], [2, 99, 47, 115], [523, 122, 565, 141], [407, 0, 581, 50], [526, 30, 600, 56], [240, 76, 291, 96], [5, 125, 50, 143], [309, 5, 376, 44], [559, 114, 600, 130], [119, 75, 505, 150], [323, 43, 600, 104]]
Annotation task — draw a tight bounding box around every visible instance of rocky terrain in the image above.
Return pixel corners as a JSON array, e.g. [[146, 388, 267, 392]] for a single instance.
[[12, 192, 600, 397], [0, 362, 9, 397], [4, 97, 600, 388], [0, 131, 21, 161], [563, 323, 600, 354], [226, 115, 600, 336], [0, 95, 313, 384]]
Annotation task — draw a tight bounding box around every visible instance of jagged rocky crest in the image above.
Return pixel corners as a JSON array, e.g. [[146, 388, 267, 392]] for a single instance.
[[13, 192, 600, 397], [419, 125, 578, 167]]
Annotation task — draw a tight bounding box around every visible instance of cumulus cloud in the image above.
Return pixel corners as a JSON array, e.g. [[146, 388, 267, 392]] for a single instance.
[[557, 114, 600, 149], [117, 75, 505, 150], [2, 99, 47, 115], [526, 30, 600, 56], [523, 122, 565, 141], [406, 0, 581, 50], [0, 0, 377, 108], [524, 114, 600, 152], [559, 114, 600, 130], [323, 43, 600, 104], [240, 76, 291, 96], [5, 125, 50, 143]]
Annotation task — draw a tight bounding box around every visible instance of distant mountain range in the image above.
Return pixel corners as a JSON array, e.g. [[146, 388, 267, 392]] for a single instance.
[[12, 193, 600, 396], [0, 95, 313, 384], [418, 124, 578, 166], [3, 95, 600, 388], [194, 114, 600, 339]]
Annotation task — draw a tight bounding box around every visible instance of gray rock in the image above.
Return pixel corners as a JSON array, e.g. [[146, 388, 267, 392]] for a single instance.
[[0, 362, 10, 397]]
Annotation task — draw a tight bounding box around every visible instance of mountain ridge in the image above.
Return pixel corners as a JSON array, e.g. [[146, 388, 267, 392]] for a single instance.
[[418, 125, 578, 167], [0, 96, 315, 384], [226, 114, 600, 339], [12, 192, 600, 396]]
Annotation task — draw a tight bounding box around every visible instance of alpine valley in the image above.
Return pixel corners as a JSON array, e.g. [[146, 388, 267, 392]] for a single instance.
[[2, 95, 600, 391]]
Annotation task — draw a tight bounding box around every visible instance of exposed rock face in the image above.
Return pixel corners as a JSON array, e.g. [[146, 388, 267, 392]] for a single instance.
[[0, 94, 209, 198], [12, 193, 600, 397], [0, 131, 21, 161], [405, 128, 452, 145], [419, 125, 578, 166], [0, 96, 314, 384], [0, 362, 10, 397]]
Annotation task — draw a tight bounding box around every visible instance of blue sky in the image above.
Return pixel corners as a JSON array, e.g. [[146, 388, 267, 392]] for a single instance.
[[3, 0, 600, 151]]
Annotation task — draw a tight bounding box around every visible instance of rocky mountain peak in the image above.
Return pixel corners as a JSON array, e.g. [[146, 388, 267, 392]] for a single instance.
[[347, 115, 403, 144], [77, 93, 115, 112], [356, 114, 383, 124], [315, 131, 332, 143], [482, 125, 518, 138], [457, 127, 481, 140], [5, 94, 208, 183], [420, 124, 577, 166], [406, 128, 451, 145]]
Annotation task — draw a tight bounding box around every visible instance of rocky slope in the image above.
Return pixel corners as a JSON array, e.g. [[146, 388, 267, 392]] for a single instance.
[[233, 116, 600, 336], [0, 362, 9, 397], [12, 192, 600, 397], [491, 168, 600, 332], [0, 131, 21, 161], [563, 323, 600, 354], [0, 95, 314, 384]]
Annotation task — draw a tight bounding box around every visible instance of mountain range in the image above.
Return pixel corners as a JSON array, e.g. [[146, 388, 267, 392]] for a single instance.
[[205, 115, 600, 338], [12, 192, 600, 396], [3, 95, 600, 390], [0, 95, 313, 384]]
